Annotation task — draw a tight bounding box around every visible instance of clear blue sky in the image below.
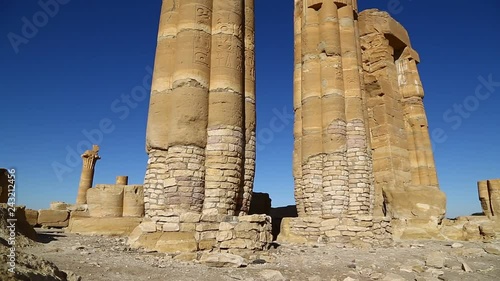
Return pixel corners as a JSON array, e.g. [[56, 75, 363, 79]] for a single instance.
[[1, 1, 499, 218]]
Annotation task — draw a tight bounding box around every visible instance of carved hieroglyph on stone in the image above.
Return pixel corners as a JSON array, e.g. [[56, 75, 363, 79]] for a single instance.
[[358, 10, 446, 236], [76, 145, 100, 205], [144, 0, 256, 224]]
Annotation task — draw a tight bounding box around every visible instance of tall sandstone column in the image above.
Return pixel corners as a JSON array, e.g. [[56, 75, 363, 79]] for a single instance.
[[396, 47, 438, 187], [144, 0, 255, 227], [488, 179, 500, 218], [76, 145, 100, 205], [359, 9, 445, 228], [478, 180, 492, 218], [293, 0, 374, 218]]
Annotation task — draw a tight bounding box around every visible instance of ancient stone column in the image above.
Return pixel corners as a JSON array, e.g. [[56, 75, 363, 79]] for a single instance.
[[359, 10, 412, 213], [338, 1, 373, 216], [123, 185, 145, 217], [293, 0, 305, 217], [294, 0, 374, 218], [359, 9, 446, 224], [488, 179, 500, 218], [203, 0, 245, 217], [237, 0, 256, 216], [76, 145, 100, 205], [144, 0, 254, 226], [478, 180, 492, 218], [116, 176, 128, 185], [396, 47, 439, 187], [300, 2, 324, 216]]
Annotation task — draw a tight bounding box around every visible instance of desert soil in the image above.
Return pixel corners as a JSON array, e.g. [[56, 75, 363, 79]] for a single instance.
[[23, 231, 500, 281]]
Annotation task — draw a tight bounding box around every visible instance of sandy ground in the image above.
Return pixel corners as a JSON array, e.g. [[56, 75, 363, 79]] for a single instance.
[[23, 231, 500, 281]]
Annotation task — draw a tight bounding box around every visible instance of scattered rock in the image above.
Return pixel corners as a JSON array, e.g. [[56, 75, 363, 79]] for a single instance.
[[450, 243, 463, 249], [425, 252, 445, 269], [260, 269, 287, 281], [483, 244, 500, 255], [200, 253, 246, 268], [461, 261, 473, 273]]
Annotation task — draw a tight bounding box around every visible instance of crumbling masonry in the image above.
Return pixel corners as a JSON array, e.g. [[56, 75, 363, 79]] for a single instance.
[[137, 0, 446, 251]]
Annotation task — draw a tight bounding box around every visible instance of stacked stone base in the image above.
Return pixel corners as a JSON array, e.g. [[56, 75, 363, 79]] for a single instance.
[[128, 214, 272, 255], [277, 216, 393, 247]]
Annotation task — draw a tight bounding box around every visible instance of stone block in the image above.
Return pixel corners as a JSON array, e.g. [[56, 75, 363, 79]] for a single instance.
[[50, 202, 70, 211], [38, 209, 69, 228], [155, 232, 198, 253], [25, 209, 38, 226], [66, 217, 141, 236]]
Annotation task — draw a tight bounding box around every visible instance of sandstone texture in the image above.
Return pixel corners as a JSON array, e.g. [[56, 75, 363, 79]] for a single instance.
[[358, 9, 446, 237], [38, 210, 70, 228], [25, 208, 39, 227], [143, 0, 256, 232], [86, 184, 144, 218], [66, 217, 142, 236]]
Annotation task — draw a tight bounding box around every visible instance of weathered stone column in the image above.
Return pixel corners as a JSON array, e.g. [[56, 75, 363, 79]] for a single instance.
[[294, 0, 374, 218], [338, 0, 373, 216], [396, 47, 438, 187], [237, 0, 256, 216], [145, 0, 253, 227], [359, 11, 412, 215], [488, 179, 500, 218], [359, 10, 445, 228], [76, 145, 100, 205], [478, 180, 492, 218], [318, 0, 348, 217], [300, 2, 324, 216], [293, 0, 305, 217], [116, 176, 129, 185], [203, 0, 245, 217]]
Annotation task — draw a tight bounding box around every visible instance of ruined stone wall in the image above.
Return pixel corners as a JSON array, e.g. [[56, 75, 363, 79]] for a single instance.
[[141, 0, 261, 251], [278, 216, 392, 246], [87, 184, 144, 218], [358, 10, 446, 231]]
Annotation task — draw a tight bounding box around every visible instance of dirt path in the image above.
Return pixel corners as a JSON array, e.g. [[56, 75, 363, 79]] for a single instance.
[[24, 232, 500, 281]]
